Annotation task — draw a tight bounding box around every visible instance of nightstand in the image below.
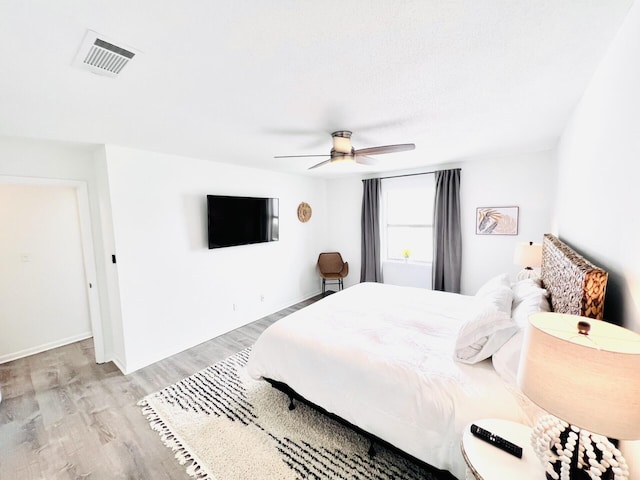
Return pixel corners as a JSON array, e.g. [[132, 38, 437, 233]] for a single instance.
[[461, 418, 544, 480]]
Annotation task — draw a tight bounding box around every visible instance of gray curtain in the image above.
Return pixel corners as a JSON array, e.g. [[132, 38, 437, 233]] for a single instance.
[[432, 169, 461, 293], [360, 178, 382, 282]]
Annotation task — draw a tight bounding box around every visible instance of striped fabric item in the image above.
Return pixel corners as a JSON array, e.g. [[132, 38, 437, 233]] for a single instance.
[[139, 348, 448, 480]]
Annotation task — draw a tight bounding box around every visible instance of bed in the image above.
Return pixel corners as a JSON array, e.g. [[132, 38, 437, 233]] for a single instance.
[[247, 234, 608, 479]]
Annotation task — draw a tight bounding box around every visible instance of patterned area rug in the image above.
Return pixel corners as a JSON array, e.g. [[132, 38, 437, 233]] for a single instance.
[[139, 348, 453, 480]]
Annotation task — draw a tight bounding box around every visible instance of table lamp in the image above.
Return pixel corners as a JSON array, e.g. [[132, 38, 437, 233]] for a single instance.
[[514, 241, 543, 281], [517, 312, 640, 480]]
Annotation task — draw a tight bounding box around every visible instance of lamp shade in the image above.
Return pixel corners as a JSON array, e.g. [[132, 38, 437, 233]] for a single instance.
[[513, 241, 542, 268], [517, 312, 640, 440]]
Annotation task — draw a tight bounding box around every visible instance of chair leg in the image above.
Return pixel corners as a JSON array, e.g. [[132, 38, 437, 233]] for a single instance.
[[322, 278, 325, 295]]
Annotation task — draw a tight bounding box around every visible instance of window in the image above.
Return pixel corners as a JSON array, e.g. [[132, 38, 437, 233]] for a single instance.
[[381, 175, 435, 263]]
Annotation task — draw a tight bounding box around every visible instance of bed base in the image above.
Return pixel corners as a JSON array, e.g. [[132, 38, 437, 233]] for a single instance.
[[265, 378, 458, 480]]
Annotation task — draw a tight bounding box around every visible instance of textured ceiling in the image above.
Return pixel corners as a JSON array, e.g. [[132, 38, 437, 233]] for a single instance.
[[0, 1, 634, 177]]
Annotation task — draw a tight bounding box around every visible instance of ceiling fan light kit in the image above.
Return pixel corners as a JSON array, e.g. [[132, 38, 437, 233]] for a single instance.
[[331, 130, 354, 154], [275, 130, 415, 170]]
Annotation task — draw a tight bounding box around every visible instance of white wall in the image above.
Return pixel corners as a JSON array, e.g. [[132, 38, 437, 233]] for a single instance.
[[554, 1, 640, 472], [0, 138, 331, 373], [325, 176, 363, 288], [0, 137, 557, 370], [0, 137, 113, 362], [103, 145, 328, 372], [94, 146, 126, 368], [459, 150, 556, 294], [556, 0, 640, 332], [0, 184, 91, 362], [325, 151, 556, 295]]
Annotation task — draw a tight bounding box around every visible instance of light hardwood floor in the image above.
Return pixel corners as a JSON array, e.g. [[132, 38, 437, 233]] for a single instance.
[[0, 294, 323, 480]]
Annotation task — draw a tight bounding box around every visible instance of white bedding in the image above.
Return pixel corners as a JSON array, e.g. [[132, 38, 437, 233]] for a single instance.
[[248, 282, 532, 479]]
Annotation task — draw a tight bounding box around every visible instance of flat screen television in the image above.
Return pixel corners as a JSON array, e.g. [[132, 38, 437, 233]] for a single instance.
[[207, 195, 279, 249]]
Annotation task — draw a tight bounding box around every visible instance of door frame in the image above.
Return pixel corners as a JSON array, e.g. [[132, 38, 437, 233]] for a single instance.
[[0, 175, 105, 363]]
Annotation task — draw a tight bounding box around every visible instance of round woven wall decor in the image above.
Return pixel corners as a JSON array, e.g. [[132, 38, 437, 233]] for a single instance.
[[297, 202, 312, 223]]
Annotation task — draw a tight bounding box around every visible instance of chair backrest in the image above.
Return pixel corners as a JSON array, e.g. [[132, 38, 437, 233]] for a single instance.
[[317, 252, 345, 274]]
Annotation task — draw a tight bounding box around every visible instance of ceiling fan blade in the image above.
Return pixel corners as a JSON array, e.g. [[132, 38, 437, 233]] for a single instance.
[[274, 154, 330, 158], [308, 159, 332, 170], [355, 155, 379, 166], [354, 143, 416, 156]]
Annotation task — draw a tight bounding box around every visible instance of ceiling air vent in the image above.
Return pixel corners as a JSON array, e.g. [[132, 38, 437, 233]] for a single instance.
[[73, 30, 138, 78]]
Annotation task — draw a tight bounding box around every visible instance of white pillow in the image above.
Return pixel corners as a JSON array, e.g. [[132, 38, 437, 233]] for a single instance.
[[493, 280, 551, 382], [511, 278, 546, 307], [479, 284, 513, 314], [492, 329, 524, 384], [511, 288, 551, 329], [455, 287, 518, 364], [476, 273, 511, 297]]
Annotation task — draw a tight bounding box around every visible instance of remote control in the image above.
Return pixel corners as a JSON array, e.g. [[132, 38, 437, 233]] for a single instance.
[[470, 423, 523, 458]]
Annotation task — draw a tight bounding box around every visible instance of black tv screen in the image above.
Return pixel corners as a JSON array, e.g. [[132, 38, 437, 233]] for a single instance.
[[207, 195, 279, 249]]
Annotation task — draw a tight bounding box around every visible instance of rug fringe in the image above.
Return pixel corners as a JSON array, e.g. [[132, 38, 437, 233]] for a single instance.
[[138, 399, 212, 480]]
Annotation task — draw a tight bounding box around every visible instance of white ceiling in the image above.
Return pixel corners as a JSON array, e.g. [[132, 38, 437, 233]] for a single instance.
[[0, 1, 634, 177]]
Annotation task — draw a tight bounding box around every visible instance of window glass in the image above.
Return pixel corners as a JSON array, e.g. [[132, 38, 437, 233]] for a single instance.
[[381, 175, 435, 263]]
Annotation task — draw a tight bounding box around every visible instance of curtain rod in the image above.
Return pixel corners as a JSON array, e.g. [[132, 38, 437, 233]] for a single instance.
[[364, 167, 461, 181]]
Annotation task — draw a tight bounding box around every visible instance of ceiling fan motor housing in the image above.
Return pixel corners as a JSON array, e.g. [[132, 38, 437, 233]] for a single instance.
[[275, 129, 414, 169]]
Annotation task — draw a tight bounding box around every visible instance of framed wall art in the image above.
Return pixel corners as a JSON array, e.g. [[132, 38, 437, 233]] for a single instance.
[[476, 206, 519, 235]]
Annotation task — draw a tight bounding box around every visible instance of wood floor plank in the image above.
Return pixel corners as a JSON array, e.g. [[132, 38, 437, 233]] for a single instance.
[[0, 293, 323, 480]]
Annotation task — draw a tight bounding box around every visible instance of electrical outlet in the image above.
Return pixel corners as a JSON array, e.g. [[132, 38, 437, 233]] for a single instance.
[[233, 303, 238, 311], [260, 294, 265, 303]]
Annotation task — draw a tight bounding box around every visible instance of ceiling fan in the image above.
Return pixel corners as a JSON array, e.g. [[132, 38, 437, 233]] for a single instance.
[[274, 131, 415, 169]]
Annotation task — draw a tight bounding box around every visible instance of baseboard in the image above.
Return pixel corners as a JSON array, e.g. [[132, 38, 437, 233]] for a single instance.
[[0, 332, 93, 364], [110, 356, 127, 375], [268, 289, 323, 317]]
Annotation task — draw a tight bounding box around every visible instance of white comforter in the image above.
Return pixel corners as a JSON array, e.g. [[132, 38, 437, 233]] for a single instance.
[[248, 283, 530, 479]]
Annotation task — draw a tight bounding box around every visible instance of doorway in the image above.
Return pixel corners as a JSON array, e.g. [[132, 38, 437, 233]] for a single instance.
[[0, 177, 103, 363]]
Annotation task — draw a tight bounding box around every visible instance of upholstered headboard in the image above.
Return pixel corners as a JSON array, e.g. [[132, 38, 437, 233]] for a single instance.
[[540, 234, 608, 320]]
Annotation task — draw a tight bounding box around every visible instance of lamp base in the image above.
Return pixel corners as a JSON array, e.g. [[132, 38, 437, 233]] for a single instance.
[[545, 468, 591, 480], [531, 415, 629, 480], [516, 267, 540, 281]]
